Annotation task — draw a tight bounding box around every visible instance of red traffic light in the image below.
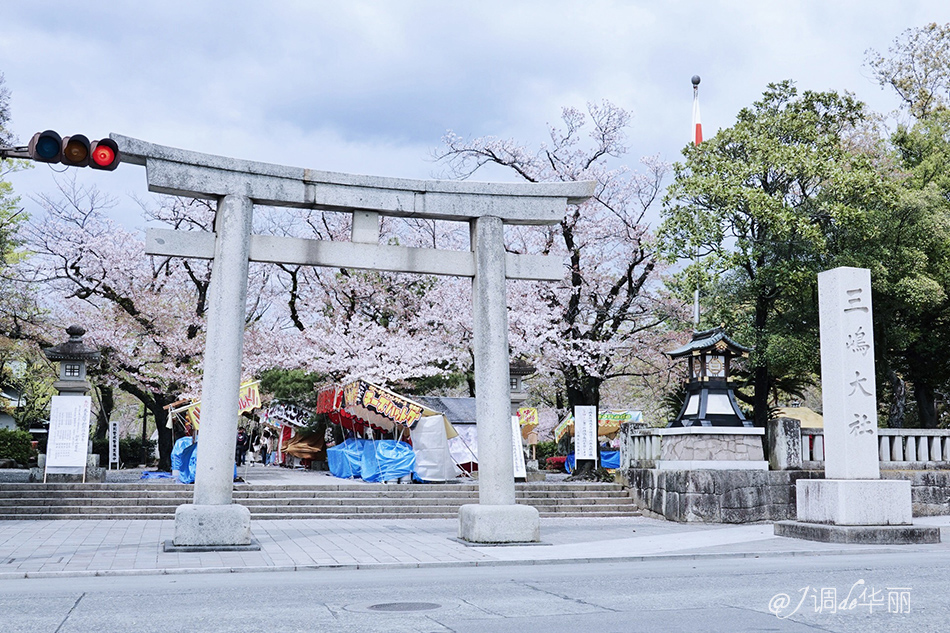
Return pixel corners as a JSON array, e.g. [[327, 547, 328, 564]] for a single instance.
[[26, 131, 120, 170], [89, 139, 119, 171]]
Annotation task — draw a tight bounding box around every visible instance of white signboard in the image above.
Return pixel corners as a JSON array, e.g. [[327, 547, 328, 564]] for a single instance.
[[574, 405, 598, 463], [46, 396, 92, 475], [510, 416, 527, 479], [109, 420, 120, 468]]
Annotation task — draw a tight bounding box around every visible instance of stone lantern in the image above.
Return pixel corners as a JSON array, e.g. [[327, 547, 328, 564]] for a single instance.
[[509, 358, 536, 415], [43, 325, 101, 396], [667, 326, 752, 427]]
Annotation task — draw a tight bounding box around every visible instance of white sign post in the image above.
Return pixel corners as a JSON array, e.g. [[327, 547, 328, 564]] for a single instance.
[[109, 420, 120, 470], [45, 396, 92, 481], [510, 416, 527, 479], [574, 405, 598, 466]]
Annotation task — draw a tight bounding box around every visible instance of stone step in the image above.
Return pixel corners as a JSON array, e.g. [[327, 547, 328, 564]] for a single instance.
[[0, 482, 625, 492], [0, 495, 631, 509], [0, 501, 638, 514], [1, 500, 634, 515], [0, 490, 628, 506], [0, 510, 637, 521], [0, 480, 639, 520]]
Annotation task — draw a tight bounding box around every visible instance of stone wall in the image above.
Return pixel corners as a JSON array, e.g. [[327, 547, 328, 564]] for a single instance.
[[624, 467, 950, 523], [885, 470, 950, 516]]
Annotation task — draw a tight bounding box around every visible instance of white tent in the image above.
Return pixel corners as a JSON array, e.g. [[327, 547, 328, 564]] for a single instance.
[[411, 414, 457, 482]]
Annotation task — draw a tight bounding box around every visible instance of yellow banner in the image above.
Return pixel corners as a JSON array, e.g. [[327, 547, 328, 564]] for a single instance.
[[517, 407, 538, 427], [238, 382, 261, 414], [181, 381, 261, 430]]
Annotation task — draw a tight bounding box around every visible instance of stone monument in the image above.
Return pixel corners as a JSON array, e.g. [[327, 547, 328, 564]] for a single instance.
[[775, 267, 939, 543]]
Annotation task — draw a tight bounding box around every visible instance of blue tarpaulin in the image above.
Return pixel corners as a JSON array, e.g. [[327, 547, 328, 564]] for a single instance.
[[566, 450, 620, 473], [171, 436, 193, 473], [327, 439, 367, 479], [361, 440, 415, 482], [328, 439, 416, 482], [177, 442, 198, 484]]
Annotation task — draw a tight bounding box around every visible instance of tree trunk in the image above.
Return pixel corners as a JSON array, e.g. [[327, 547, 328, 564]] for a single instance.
[[752, 294, 771, 428], [565, 371, 601, 479], [887, 369, 906, 428], [93, 384, 115, 440], [150, 400, 176, 471], [915, 382, 939, 429]]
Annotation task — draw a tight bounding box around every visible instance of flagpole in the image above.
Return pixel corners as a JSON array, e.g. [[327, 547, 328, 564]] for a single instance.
[[691, 75, 703, 327]]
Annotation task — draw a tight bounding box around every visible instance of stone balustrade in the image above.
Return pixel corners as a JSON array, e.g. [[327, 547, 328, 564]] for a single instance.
[[620, 419, 950, 522], [619, 425, 768, 471], [800, 426, 950, 469]]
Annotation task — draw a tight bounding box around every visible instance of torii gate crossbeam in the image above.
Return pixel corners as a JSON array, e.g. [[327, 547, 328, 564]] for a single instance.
[[114, 134, 595, 546]]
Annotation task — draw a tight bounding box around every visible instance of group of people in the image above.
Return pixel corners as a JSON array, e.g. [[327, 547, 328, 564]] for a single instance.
[[235, 427, 277, 466]]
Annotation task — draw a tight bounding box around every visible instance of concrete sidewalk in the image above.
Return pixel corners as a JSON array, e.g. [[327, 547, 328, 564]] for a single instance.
[[1, 513, 948, 579]]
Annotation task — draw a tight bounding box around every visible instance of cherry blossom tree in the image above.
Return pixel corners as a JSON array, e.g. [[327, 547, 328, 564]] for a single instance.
[[243, 205, 476, 392], [435, 101, 687, 412], [15, 180, 280, 469]]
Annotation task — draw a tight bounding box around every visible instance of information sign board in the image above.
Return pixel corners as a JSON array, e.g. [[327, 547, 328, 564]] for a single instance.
[[46, 396, 92, 475]]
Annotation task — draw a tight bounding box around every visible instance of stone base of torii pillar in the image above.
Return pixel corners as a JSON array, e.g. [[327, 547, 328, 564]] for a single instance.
[[775, 267, 939, 545]]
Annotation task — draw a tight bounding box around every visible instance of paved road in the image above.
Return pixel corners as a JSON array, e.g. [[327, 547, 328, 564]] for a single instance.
[[1, 550, 945, 633]]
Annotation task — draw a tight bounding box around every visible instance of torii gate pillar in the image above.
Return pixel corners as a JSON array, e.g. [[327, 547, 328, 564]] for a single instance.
[[114, 134, 595, 546], [461, 215, 539, 542]]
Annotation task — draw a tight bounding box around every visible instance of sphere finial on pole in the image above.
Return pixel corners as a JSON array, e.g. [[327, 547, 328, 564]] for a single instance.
[[691, 75, 701, 87]]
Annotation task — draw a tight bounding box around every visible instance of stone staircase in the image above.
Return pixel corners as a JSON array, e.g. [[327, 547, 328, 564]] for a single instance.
[[0, 482, 640, 520]]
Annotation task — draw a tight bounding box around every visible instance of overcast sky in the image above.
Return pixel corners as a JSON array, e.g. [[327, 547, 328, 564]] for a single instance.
[[4, 1, 950, 228]]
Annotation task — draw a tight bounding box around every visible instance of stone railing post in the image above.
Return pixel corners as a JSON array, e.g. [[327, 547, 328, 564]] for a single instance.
[[767, 417, 802, 470]]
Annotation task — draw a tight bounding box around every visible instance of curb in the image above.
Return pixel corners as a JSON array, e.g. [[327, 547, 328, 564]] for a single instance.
[[0, 545, 936, 581]]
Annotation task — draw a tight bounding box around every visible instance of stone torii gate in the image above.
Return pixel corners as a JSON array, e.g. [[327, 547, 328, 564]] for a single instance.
[[113, 134, 595, 546]]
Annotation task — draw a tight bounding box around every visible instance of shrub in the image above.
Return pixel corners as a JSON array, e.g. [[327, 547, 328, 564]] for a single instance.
[[0, 428, 34, 465], [545, 456, 567, 471], [92, 435, 157, 467], [534, 440, 558, 462]]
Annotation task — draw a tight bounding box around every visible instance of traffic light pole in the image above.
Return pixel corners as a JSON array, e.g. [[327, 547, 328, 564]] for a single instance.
[[0, 145, 31, 160]]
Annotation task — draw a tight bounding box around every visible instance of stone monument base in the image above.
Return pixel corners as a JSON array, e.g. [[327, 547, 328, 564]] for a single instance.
[[458, 503, 540, 543], [797, 479, 911, 525], [777, 478, 940, 544], [173, 503, 253, 548], [774, 521, 940, 544]]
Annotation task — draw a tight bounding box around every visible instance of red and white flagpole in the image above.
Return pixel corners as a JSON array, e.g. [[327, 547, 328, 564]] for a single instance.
[[692, 75, 703, 146], [691, 75, 702, 326]]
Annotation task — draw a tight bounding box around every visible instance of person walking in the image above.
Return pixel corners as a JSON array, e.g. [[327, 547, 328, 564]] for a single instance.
[[235, 427, 249, 466], [258, 431, 270, 465]]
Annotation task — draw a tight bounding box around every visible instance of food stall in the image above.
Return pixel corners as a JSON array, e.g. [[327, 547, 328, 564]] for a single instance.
[[316, 381, 464, 482]]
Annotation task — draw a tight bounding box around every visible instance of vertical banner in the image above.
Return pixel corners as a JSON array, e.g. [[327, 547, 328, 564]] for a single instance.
[[108, 420, 120, 469], [574, 405, 598, 463], [510, 416, 527, 478], [46, 396, 92, 475]]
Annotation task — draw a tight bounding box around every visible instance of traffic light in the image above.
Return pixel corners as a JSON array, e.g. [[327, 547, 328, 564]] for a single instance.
[[27, 130, 120, 170]]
